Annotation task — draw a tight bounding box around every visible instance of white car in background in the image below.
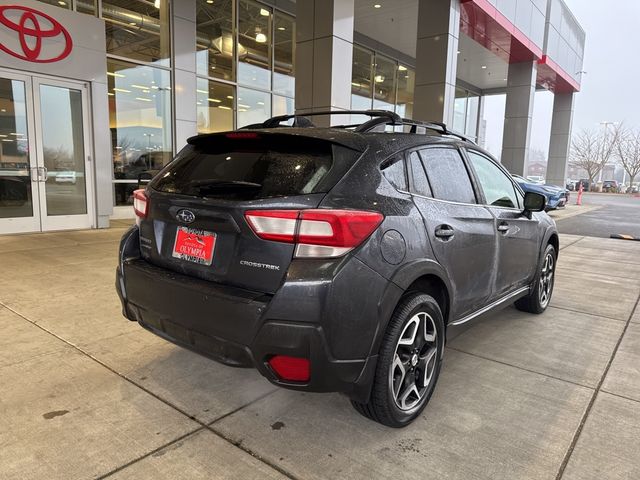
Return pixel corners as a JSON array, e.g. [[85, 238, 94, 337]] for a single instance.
[[55, 171, 77, 184]]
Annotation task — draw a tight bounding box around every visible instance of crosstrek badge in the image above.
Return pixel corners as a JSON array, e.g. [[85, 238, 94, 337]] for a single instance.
[[172, 227, 216, 266]]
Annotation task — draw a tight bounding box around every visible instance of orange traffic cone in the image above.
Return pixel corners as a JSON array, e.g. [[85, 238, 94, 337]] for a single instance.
[[576, 183, 583, 206]]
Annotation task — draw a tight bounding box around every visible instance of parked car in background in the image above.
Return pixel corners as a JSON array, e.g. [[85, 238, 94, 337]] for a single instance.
[[602, 180, 618, 193], [55, 171, 77, 184], [513, 175, 567, 210], [566, 179, 576, 191], [116, 110, 558, 428], [577, 179, 591, 191]]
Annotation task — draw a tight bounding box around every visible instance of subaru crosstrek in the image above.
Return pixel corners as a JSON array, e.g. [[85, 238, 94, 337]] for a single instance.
[[116, 110, 557, 427]]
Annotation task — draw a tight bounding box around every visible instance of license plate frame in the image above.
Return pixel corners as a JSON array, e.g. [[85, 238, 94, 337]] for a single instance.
[[172, 226, 216, 266]]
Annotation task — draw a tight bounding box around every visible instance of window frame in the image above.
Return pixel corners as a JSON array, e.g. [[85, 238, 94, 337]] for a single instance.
[[462, 148, 526, 211]]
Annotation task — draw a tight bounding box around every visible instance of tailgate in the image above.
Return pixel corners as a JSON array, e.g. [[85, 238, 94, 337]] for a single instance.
[[138, 132, 360, 294]]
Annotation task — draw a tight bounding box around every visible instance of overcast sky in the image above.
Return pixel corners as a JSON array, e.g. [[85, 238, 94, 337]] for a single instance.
[[483, 0, 640, 160]]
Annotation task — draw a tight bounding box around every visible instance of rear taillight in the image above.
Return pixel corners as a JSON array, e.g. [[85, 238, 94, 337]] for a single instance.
[[268, 355, 310, 382], [133, 189, 148, 220], [245, 209, 383, 258]]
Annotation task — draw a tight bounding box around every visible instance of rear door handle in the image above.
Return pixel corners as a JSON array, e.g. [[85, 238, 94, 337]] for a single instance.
[[497, 222, 510, 233], [434, 225, 454, 239]]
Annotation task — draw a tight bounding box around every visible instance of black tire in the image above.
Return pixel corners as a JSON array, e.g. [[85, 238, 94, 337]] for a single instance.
[[351, 292, 445, 427], [515, 243, 557, 314]]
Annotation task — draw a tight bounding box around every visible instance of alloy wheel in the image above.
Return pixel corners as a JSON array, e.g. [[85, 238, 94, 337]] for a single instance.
[[389, 312, 438, 411], [539, 252, 555, 308]]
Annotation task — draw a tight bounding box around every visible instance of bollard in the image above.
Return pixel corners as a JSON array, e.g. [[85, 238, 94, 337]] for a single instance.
[[576, 182, 583, 205]]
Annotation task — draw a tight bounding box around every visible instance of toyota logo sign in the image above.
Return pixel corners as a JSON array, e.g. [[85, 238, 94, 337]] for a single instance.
[[0, 5, 73, 63]]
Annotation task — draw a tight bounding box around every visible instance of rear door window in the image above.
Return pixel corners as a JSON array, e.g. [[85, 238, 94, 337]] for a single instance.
[[151, 134, 354, 199], [419, 148, 476, 204]]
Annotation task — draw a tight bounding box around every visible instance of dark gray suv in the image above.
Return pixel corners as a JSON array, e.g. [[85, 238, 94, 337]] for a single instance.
[[116, 110, 557, 427]]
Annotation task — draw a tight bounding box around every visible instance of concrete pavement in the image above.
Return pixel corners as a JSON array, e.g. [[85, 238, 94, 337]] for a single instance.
[[1, 225, 640, 479]]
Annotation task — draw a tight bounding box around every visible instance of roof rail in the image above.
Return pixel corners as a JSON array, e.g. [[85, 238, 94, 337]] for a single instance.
[[257, 109, 401, 129], [246, 109, 474, 144]]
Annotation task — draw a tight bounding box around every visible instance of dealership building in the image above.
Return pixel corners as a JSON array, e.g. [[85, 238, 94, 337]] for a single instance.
[[0, 0, 584, 234]]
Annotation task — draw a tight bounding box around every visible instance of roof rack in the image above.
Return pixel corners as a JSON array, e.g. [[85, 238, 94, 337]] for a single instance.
[[246, 109, 474, 144]]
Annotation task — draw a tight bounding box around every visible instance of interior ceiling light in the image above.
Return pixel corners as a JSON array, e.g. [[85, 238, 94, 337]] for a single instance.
[[207, 0, 214, 4], [255, 28, 267, 43], [260, 8, 270, 16], [374, 4, 381, 8], [374, 75, 385, 83], [481, 65, 487, 69], [154, 0, 160, 7], [278, 26, 286, 31], [398, 65, 407, 71]]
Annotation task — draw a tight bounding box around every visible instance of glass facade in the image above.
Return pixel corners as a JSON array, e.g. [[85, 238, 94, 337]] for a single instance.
[[107, 59, 172, 206], [453, 88, 481, 140], [350, 45, 414, 119], [35, 0, 424, 211]]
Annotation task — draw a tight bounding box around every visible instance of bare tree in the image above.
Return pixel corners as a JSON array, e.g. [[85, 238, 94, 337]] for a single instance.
[[617, 128, 640, 190], [570, 126, 621, 189]]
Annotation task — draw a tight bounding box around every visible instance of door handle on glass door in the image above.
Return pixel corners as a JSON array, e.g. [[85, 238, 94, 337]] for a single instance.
[[39, 167, 48, 182], [30, 167, 39, 182]]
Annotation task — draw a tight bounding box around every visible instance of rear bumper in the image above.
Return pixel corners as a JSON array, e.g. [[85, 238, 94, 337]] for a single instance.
[[115, 227, 385, 402]]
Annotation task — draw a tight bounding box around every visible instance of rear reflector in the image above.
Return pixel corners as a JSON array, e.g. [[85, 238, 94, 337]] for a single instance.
[[268, 355, 310, 382], [245, 209, 383, 258], [133, 189, 148, 219]]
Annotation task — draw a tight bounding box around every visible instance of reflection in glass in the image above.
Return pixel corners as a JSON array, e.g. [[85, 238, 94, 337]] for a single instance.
[[196, 0, 235, 81], [237, 87, 270, 127], [273, 95, 294, 117], [102, 0, 171, 66], [197, 78, 234, 133], [238, 0, 272, 88], [108, 59, 172, 206], [76, 0, 97, 15], [273, 12, 295, 96], [0, 79, 32, 219], [373, 54, 397, 110], [396, 65, 414, 119], [39, 85, 87, 216], [466, 94, 479, 139], [351, 46, 373, 124], [453, 88, 467, 133]]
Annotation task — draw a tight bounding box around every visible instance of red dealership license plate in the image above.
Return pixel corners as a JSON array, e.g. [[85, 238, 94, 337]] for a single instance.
[[172, 227, 216, 266]]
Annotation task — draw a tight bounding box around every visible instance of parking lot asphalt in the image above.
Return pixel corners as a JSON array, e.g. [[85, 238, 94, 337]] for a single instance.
[[1, 224, 640, 480], [557, 193, 640, 239]]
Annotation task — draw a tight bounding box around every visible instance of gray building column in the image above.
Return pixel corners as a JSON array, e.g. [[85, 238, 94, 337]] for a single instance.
[[413, 0, 460, 124], [501, 61, 537, 175], [172, 0, 197, 151], [295, 0, 354, 126], [546, 93, 575, 187]]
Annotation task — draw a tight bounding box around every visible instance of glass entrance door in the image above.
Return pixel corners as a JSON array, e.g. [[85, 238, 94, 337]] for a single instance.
[[0, 72, 40, 234], [33, 78, 93, 231], [0, 72, 93, 234]]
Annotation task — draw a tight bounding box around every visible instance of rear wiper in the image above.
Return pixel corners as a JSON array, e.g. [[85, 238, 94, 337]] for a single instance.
[[188, 179, 262, 189]]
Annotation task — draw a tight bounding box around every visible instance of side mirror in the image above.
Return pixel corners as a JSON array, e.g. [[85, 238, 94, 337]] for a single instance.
[[523, 192, 546, 214]]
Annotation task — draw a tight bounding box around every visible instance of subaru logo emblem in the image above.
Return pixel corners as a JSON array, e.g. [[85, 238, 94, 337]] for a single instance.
[[176, 209, 195, 224]]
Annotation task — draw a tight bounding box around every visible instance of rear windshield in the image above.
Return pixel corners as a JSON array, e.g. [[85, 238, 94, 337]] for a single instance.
[[151, 134, 355, 199]]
